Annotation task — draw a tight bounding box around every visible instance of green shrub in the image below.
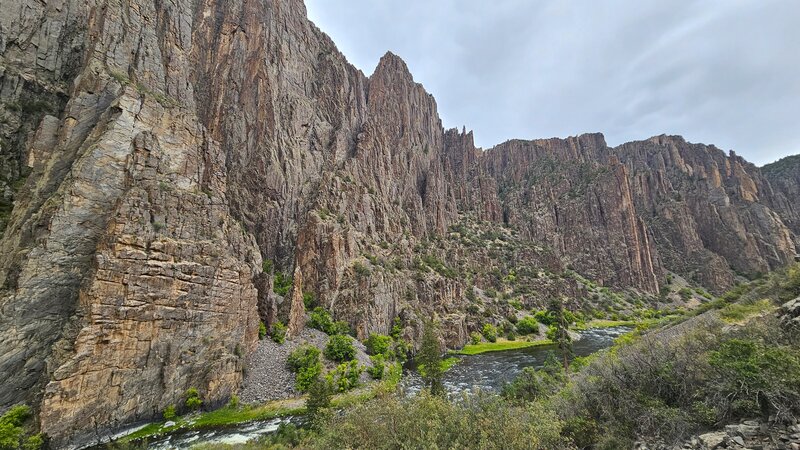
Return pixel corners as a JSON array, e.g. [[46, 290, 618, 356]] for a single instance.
[[296, 366, 321, 392], [258, 321, 267, 340], [262, 259, 273, 274], [303, 292, 317, 309], [288, 345, 321, 372], [533, 310, 554, 326], [783, 264, 800, 300], [545, 325, 558, 341], [0, 405, 31, 450], [332, 320, 352, 336], [390, 317, 403, 339], [309, 307, 332, 333], [162, 404, 176, 421], [274, 272, 292, 296], [309, 307, 337, 335], [326, 360, 363, 392], [708, 338, 800, 420], [185, 388, 202, 411], [470, 331, 482, 345], [367, 355, 386, 380], [21, 434, 43, 450], [421, 254, 457, 279], [227, 395, 239, 409], [308, 393, 564, 449], [392, 339, 412, 363], [325, 335, 356, 362], [353, 262, 370, 278], [516, 316, 539, 335], [365, 333, 392, 356], [562, 417, 599, 449], [481, 323, 498, 343], [501, 367, 562, 402], [719, 299, 772, 323], [288, 345, 323, 392], [244, 422, 313, 447], [270, 320, 287, 344], [563, 309, 577, 324]]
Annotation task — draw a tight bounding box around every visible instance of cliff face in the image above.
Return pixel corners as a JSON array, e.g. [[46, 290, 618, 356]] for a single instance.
[[1, 0, 264, 445], [476, 134, 662, 294], [614, 136, 797, 288], [0, 0, 458, 444], [0, 0, 798, 446], [763, 154, 800, 245]]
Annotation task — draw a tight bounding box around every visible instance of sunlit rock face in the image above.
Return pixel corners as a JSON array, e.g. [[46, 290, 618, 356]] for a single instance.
[[0, 0, 797, 446]]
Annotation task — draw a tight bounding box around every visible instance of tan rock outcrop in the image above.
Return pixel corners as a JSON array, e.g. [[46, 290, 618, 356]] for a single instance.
[[286, 266, 306, 337]]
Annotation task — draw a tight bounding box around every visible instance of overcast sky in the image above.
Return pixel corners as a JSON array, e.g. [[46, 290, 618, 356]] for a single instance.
[[306, 0, 799, 165]]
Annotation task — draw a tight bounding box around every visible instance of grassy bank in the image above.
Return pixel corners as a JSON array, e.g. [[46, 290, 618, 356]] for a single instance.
[[574, 319, 636, 329], [441, 356, 460, 371], [120, 364, 403, 444], [453, 338, 553, 355], [119, 398, 305, 444], [453, 320, 642, 356]]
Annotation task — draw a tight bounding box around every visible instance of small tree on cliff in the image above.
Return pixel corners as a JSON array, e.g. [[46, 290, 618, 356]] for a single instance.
[[417, 320, 445, 396], [547, 297, 573, 374]]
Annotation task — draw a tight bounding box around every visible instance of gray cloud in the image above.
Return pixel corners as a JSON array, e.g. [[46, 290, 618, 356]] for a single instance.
[[306, 0, 800, 165]]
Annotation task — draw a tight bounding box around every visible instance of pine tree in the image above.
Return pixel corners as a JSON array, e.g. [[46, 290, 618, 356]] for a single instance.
[[417, 320, 445, 396], [547, 297, 573, 373], [306, 376, 332, 426]]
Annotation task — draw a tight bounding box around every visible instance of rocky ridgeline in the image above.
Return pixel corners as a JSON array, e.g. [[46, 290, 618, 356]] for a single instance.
[[0, 0, 798, 446]]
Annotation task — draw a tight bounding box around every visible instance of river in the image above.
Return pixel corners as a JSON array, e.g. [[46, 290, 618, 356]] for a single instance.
[[132, 326, 630, 449], [401, 326, 631, 396]]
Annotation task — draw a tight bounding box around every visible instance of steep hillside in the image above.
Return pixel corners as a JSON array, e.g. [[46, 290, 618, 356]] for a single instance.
[[0, 0, 797, 445]]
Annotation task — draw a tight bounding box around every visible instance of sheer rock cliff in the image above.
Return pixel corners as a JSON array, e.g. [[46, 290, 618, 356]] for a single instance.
[[0, 0, 797, 445]]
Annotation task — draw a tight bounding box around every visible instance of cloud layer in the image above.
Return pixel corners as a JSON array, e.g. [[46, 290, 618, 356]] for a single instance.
[[306, 0, 799, 165]]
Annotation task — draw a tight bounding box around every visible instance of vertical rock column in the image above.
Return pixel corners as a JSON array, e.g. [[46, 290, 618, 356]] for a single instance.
[[286, 265, 307, 337]]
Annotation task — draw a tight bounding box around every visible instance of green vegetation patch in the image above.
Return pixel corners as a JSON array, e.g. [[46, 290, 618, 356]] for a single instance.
[[287, 345, 323, 392], [454, 338, 552, 355], [719, 299, 774, 323], [324, 335, 356, 362], [273, 272, 292, 296], [574, 319, 637, 330], [418, 356, 460, 377], [120, 399, 305, 444], [0, 405, 43, 450]]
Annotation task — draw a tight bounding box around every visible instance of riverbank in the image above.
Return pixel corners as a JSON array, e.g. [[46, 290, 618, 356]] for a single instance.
[[574, 319, 637, 329], [451, 319, 646, 355], [452, 337, 553, 355], [118, 365, 402, 445]]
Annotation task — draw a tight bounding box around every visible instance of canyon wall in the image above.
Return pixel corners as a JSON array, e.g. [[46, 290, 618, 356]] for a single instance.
[[0, 0, 797, 446], [763, 154, 800, 245]]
